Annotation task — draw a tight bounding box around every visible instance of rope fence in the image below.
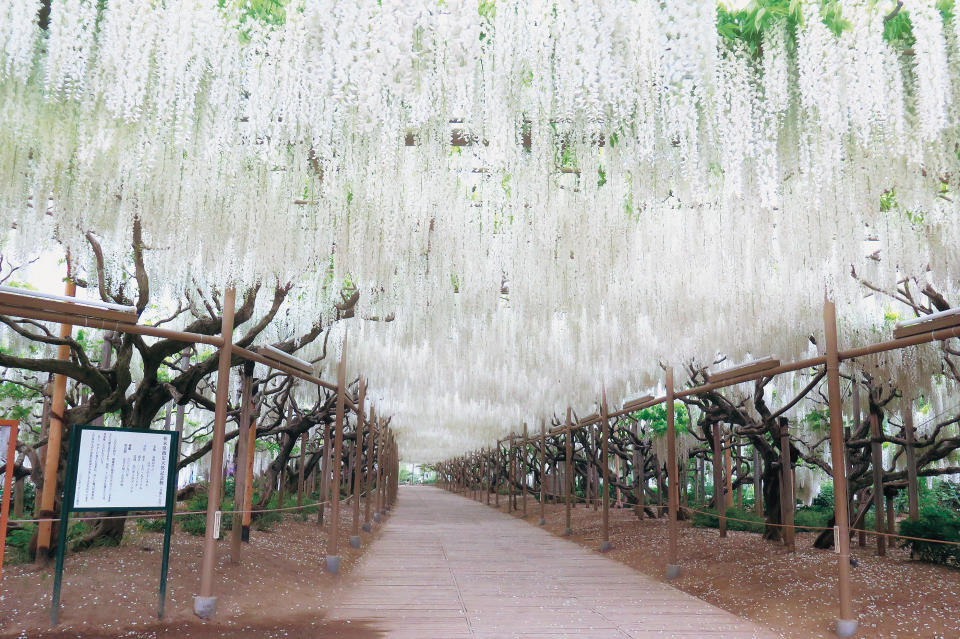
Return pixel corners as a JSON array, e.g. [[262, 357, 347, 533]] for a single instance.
[[7, 491, 370, 525]]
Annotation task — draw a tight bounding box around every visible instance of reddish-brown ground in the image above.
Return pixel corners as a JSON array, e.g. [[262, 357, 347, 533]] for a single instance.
[[0, 503, 385, 638], [488, 494, 960, 639]]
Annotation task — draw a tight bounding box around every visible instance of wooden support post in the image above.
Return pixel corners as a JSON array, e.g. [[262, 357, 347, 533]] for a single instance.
[[495, 445, 500, 508], [724, 431, 734, 508], [194, 287, 236, 619], [886, 492, 896, 541], [564, 408, 573, 535], [509, 437, 515, 512], [350, 379, 366, 547], [779, 420, 795, 552], [903, 401, 919, 522], [319, 420, 330, 525], [376, 418, 385, 518], [539, 421, 546, 525], [242, 412, 256, 541], [326, 333, 348, 574], [665, 367, 680, 578], [824, 297, 857, 636], [522, 424, 528, 517], [35, 278, 76, 563], [600, 390, 611, 552], [231, 362, 254, 563], [363, 407, 375, 530], [298, 431, 306, 508], [631, 421, 643, 519], [852, 381, 866, 548], [869, 411, 886, 557], [734, 440, 742, 509], [712, 422, 726, 538], [753, 447, 762, 515]]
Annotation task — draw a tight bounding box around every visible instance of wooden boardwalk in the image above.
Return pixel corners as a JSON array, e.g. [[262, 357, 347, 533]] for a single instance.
[[329, 486, 777, 638]]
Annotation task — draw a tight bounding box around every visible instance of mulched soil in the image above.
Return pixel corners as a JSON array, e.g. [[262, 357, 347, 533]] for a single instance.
[[487, 494, 960, 639], [0, 503, 385, 639]]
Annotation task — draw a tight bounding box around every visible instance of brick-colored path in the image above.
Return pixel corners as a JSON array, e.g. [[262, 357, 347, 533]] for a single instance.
[[329, 486, 778, 638]]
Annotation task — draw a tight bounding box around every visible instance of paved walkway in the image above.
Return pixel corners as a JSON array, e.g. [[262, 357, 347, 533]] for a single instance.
[[329, 486, 777, 638]]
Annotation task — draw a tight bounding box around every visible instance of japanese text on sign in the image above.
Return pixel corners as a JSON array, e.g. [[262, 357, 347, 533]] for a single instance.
[[73, 429, 170, 509]]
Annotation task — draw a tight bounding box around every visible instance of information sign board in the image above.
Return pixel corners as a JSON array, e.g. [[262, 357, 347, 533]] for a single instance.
[[52, 425, 178, 624], [73, 428, 171, 510]]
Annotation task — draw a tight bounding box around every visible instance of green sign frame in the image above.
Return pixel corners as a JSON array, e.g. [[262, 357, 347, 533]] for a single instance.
[[51, 425, 179, 624]]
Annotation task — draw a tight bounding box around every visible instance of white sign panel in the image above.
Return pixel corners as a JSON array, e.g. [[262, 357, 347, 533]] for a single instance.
[[0, 425, 9, 466], [73, 429, 170, 510]]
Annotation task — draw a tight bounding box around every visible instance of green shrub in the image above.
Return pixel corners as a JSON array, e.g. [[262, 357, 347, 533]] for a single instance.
[[899, 507, 960, 567], [3, 524, 35, 564], [812, 483, 834, 509], [139, 517, 167, 533], [691, 506, 765, 533], [794, 506, 832, 531]]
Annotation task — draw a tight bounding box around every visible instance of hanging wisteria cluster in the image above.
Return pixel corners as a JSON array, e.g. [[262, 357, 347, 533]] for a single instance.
[[2, 0, 960, 461]]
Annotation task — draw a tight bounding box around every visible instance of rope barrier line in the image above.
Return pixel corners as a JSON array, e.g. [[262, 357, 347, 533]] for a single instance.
[[7, 491, 370, 524], [678, 505, 832, 531], [848, 526, 960, 547], [477, 486, 960, 549]]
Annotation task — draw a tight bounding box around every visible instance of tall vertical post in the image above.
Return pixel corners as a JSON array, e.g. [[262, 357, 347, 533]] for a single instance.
[[350, 379, 366, 548], [712, 422, 726, 538], [319, 420, 331, 525], [539, 420, 547, 525], [632, 421, 644, 518], [600, 390, 611, 552], [375, 418, 384, 521], [194, 287, 236, 619], [326, 333, 348, 574], [231, 362, 254, 563], [665, 367, 680, 578], [508, 437, 515, 512], [298, 430, 306, 508], [903, 401, 919, 522], [753, 447, 763, 515], [35, 278, 76, 563], [495, 444, 500, 508], [242, 408, 256, 541], [779, 420, 795, 552], [564, 409, 573, 535], [363, 406, 375, 531], [522, 424, 528, 517], [824, 297, 857, 637], [869, 411, 886, 557]]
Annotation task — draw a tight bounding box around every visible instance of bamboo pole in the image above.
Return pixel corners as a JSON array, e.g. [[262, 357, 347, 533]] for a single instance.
[[665, 367, 680, 578], [34, 278, 75, 563], [326, 333, 348, 574], [824, 297, 857, 637], [194, 287, 236, 619]]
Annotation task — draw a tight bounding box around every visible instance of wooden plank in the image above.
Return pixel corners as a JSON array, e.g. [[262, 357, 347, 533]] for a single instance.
[[326, 486, 778, 638]]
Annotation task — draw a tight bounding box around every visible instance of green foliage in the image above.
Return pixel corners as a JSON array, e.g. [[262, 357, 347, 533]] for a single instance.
[[794, 505, 833, 530], [899, 507, 960, 568], [811, 482, 834, 509], [139, 517, 167, 533], [692, 505, 766, 533], [3, 524, 35, 564], [633, 402, 690, 436]]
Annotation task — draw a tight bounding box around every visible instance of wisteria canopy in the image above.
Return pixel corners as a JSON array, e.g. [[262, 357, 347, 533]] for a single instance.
[[1, 0, 959, 461]]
